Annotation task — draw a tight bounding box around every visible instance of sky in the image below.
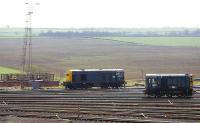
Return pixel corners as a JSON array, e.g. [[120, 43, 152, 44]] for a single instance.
[[0, 0, 200, 28]]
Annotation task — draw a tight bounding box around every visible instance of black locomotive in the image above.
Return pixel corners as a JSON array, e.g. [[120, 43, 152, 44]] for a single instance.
[[145, 74, 193, 97]]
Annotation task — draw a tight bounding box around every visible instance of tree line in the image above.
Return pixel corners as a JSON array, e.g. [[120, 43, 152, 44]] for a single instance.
[[39, 29, 200, 37]]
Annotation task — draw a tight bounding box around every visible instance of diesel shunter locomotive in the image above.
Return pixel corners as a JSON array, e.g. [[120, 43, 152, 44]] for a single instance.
[[145, 74, 193, 97], [63, 69, 125, 89]]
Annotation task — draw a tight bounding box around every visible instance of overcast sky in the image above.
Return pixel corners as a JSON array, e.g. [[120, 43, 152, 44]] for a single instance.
[[0, 0, 200, 28]]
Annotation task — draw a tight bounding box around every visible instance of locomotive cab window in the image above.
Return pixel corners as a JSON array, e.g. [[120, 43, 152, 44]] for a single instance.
[[148, 78, 158, 88], [81, 74, 87, 81], [116, 72, 123, 80]]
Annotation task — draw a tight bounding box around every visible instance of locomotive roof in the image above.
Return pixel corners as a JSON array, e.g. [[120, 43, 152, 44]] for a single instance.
[[69, 69, 124, 72], [146, 74, 192, 77]]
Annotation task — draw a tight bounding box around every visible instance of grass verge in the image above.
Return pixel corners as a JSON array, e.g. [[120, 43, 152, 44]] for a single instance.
[[0, 66, 21, 74]]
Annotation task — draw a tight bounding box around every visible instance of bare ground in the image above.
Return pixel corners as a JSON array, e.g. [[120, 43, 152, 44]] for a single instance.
[[0, 37, 200, 80]]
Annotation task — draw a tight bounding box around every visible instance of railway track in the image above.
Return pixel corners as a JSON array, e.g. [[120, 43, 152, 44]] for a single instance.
[[0, 88, 200, 123]]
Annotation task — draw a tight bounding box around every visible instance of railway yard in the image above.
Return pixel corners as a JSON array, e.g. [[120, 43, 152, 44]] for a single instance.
[[1, 37, 200, 123], [0, 88, 200, 123], [1, 2, 200, 122]]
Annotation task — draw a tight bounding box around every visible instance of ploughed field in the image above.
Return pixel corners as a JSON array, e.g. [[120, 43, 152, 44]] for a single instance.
[[0, 88, 200, 123], [0, 37, 200, 80]]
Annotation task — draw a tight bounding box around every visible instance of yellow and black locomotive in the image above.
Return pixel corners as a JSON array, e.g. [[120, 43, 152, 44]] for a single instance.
[[63, 69, 125, 89]]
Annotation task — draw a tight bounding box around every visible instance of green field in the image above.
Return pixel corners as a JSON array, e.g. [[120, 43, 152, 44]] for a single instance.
[[0, 66, 21, 74], [100, 37, 200, 47]]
